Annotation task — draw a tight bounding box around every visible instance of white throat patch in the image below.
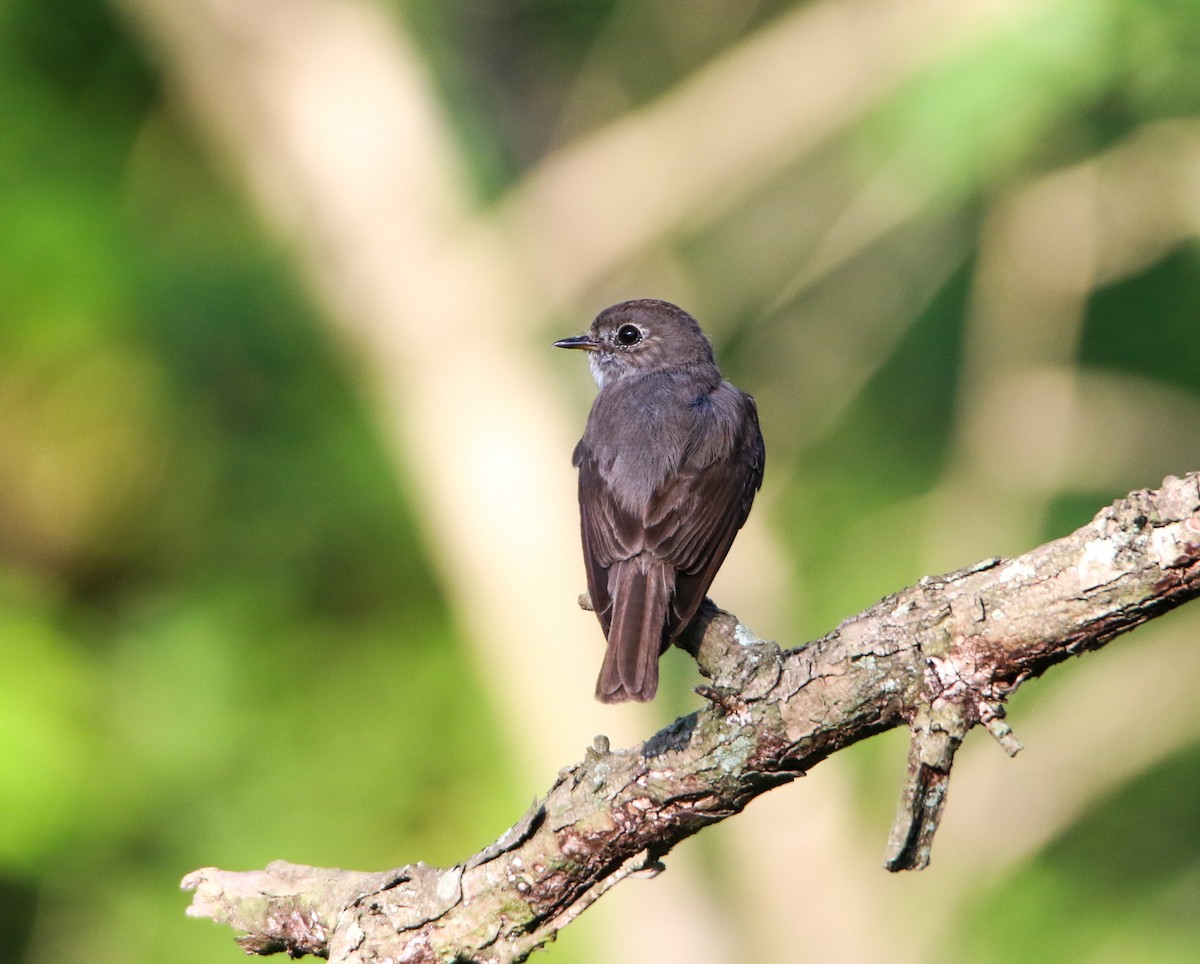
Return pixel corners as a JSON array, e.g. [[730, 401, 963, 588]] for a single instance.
[[588, 353, 609, 388]]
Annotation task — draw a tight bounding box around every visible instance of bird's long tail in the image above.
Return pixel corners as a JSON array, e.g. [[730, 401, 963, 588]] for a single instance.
[[595, 558, 673, 703]]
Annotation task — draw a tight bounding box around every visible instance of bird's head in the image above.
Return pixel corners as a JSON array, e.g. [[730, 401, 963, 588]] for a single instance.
[[554, 299, 715, 388]]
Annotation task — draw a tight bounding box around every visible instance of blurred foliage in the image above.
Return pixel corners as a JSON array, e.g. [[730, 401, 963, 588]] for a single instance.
[[1084, 246, 1200, 393], [400, 0, 792, 192], [959, 741, 1200, 963], [0, 0, 517, 961], [3, 0, 1200, 962]]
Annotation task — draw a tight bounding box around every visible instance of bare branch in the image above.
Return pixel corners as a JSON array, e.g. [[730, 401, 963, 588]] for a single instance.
[[183, 472, 1200, 961]]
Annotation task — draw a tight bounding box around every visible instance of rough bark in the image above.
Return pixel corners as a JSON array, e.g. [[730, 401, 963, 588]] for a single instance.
[[184, 473, 1200, 962]]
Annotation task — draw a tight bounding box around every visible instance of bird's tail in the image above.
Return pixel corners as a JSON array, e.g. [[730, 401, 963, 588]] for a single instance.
[[595, 558, 672, 703]]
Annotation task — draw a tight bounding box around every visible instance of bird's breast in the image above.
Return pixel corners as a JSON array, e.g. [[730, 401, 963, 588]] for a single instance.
[[582, 371, 735, 514]]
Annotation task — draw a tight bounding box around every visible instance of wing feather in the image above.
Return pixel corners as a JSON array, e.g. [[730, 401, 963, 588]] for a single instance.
[[573, 387, 764, 646], [645, 392, 764, 633]]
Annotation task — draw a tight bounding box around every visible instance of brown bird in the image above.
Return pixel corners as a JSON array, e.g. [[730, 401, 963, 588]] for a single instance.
[[555, 300, 764, 702]]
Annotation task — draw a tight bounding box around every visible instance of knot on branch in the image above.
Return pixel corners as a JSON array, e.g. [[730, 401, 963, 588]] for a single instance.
[[677, 600, 784, 700], [926, 646, 1024, 752], [881, 647, 1026, 873], [883, 657, 1024, 871]]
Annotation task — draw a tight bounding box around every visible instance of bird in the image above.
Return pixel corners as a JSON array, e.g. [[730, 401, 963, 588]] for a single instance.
[[555, 299, 764, 703]]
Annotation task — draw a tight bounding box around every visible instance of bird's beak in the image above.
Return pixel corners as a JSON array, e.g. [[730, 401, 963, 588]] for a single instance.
[[553, 334, 599, 351]]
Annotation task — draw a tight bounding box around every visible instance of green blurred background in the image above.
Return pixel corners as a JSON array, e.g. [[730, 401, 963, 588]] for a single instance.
[[3, 0, 1200, 961]]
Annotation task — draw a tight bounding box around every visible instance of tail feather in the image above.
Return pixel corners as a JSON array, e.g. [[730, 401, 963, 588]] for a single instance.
[[595, 559, 672, 703]]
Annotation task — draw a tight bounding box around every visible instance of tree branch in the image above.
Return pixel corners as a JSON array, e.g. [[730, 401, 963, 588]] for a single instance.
[[183, 472, 1200, 962]]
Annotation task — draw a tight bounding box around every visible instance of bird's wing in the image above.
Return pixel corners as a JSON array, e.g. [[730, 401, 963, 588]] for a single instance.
[[574, 442, 644, 634], [644, 394, 764, 633]]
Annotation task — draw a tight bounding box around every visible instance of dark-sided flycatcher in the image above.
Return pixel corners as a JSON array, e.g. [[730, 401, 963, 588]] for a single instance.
[[555, 299, 765, 703]]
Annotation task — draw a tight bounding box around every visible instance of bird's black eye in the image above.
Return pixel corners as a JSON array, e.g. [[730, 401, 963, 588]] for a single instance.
[[615, 324, 642, 346]]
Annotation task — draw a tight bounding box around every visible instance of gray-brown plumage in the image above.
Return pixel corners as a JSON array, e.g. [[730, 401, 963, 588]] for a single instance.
[[555, 300, 764, 702]]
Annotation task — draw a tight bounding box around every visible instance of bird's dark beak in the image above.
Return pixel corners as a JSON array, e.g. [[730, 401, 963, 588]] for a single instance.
[[554, 334, 599, 351]]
